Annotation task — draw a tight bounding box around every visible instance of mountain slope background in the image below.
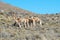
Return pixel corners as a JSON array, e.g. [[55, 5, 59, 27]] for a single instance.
[[0, 2, 60, 40]]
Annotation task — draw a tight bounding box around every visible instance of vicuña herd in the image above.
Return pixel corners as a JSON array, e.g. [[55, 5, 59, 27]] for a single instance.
[[12, 13, 42, 28], [0, 10, 42, 28]]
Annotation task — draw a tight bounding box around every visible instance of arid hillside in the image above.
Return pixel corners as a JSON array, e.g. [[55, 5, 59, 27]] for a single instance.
[[0, 2, 34, 15], [0, 2, 60, 40]]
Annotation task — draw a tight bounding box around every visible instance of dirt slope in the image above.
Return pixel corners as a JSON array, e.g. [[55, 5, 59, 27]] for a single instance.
[[0, 2, 60, 40]]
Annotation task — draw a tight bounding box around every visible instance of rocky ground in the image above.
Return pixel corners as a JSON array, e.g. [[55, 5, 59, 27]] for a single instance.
[[0, 2, 60, 40], [0, 11, 60, 40]]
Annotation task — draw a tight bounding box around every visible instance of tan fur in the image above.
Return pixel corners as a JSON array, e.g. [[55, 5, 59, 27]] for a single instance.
[[31, 16, 42, 26], [21, 17, 29, 28], [34, 17, 42, 25], [30, 17, 36, 26], [13, 13, 30, 28], [13, 13, 21, 28], [13, 13, 42, 28]]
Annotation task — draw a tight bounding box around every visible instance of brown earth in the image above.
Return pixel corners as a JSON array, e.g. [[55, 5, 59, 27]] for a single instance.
[[0, 2, 60, 40]]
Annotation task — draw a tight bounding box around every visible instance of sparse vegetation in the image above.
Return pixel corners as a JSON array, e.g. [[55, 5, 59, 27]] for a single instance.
[[0, 2, 60, 40]]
